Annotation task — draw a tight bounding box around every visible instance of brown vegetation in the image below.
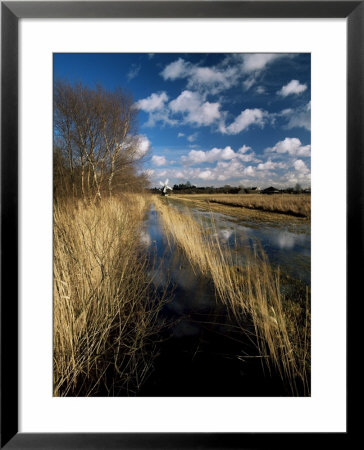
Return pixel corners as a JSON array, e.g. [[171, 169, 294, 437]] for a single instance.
[[172, 193, 311, 219], [53, 195, 167, 396], [154, 197, 310, 395]]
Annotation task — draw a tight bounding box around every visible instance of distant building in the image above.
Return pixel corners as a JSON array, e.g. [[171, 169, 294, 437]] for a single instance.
[[261, 186, 280, 194]]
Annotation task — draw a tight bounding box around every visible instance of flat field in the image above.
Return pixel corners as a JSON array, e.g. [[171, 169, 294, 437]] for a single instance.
[[170, 193, 311, 222]]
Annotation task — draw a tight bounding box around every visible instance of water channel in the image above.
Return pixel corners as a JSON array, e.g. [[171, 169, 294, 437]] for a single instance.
[[138, 200, 310, 396]]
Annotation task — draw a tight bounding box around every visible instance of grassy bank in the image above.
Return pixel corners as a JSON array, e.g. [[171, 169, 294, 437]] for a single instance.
[[53, 195, 166, 396], [171, 193, 311, 221], [154, 197, 310, 395]]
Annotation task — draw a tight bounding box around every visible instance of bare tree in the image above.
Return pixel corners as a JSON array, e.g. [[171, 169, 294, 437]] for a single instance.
[[54, 81, 141, 201]]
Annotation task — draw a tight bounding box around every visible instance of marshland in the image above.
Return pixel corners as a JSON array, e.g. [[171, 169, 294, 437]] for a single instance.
[[54, 191, 310, 397], [53, 73, 311, 397]]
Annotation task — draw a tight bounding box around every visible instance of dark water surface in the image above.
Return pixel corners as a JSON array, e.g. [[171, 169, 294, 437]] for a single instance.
[[138, 202, 310, 397]]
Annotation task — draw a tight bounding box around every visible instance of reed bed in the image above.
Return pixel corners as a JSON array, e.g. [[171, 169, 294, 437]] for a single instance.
[[154, 197, 310, 394], [174, 193, 311, 218], [53, 195, 166, 396]]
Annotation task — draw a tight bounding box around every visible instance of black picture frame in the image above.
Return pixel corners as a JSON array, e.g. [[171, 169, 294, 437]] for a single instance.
[[1, 1, 359, 448]]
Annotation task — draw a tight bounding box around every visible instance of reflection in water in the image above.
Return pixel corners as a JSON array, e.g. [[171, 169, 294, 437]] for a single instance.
[[218, 228, 234, 242], [143, 202, 311, 325], [168, 202, 311, 283], [140, 230, 152, 247], [274, 230, 307, 249], [138, 203, 310, 396]]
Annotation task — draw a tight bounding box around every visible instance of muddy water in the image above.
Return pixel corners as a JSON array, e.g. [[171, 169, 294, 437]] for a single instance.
[[138, 202, 310, 397]]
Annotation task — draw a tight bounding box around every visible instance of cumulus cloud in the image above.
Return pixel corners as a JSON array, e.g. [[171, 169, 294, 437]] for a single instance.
[[241, 54, 284, 73], [219, 53, 294, 91], [198, 170, 214, 180], [152, 155, 167, 166], [223, 108, 267, 134], [181, 144, 260, 166], [293, 159, 309, 173], [161, 58, 239, 94], [238, 145, 251, 154], [133, 135, 151, 159], [266, 137, 311, 157], [236, 146, 261, 163], [137, 90, 222, 128], [278, 79, 307, 96], [242, 166, 256, 176], [161, 58, 190, 80], [257, 159, 277, 171], [154, 157, 248, 183], [136, 92, 177, 127], [161, 54, 299, 98], [282, 101, 311, 131], [182, 146, 235, 165], [169, 90, 221, 126], [136, 92, 168, 112]]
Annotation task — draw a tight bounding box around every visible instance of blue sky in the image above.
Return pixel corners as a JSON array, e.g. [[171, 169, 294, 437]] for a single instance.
[[54, 53, 311, 188]]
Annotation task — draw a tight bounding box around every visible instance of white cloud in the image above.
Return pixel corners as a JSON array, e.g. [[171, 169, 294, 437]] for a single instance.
[[161, 58, 238, 94], [242, 76, 257, 91], [161, 58, 190, 80], [160, 54, 298, 99], [293, 159, 309, 173], [136, 92, 177, 127], [136, 92, 168, 112], [256, 86, 266, 94], [133, 135, 151, 159], [143, 169, 154, 177], [238, 145, 251, 154], [224, 108, 267, 134], [198, 170, 214, 180], [187, 132, 198, 142], [169, 90, 221, 126], [283, 102, 311, 131], [181, 145, 260, 166], [242, 166, 256, 176], [266, 137, 311, 157], [219, 54, 294, 91], [278, 79, 307, 96], [182, 146, 236, 165], [177, 132, 185, 138], [241, 54, 283, 72], [257, 159, 277, 171], [127, 64, 141, 81], [152, 155, 167, 166], [188, 66, 238, 94], [237, 146, 260, 163]]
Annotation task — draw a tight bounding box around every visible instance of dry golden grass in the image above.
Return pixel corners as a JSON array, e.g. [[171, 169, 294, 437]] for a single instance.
[[173, 193, 311, 219], [53, 195, 166, 396], [154, 197, 310, 394]]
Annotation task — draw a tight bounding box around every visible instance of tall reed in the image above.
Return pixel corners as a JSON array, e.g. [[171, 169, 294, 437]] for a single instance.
[[53, 195, 166, 396], [154, 197, 310, 394]]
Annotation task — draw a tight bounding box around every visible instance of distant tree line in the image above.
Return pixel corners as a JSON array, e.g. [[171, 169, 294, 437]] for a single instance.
[[54, 80, 149, 201], [150, 182, 310, 195]]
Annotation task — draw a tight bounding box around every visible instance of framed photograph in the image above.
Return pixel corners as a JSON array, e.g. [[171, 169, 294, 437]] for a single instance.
[[1, 1, 358, 448]]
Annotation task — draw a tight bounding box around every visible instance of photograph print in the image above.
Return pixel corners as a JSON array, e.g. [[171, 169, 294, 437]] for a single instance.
[[53, 53, 311, 397]]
